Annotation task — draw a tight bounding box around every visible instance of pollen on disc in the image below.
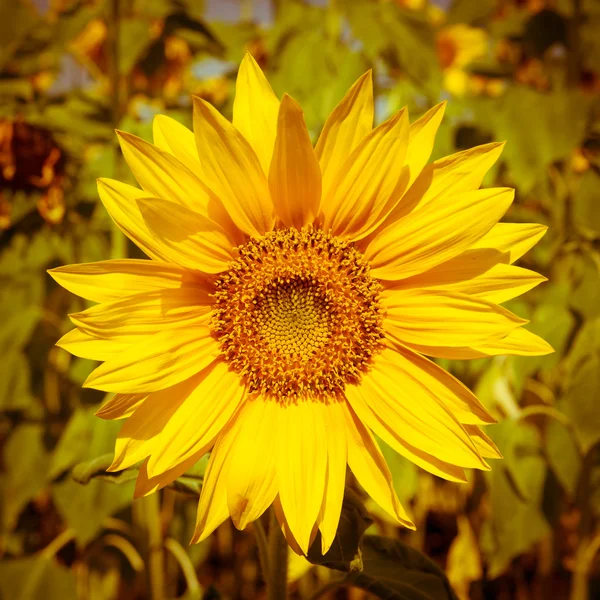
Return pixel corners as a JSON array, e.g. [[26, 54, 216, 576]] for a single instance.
[[211, 228, 384, 401]]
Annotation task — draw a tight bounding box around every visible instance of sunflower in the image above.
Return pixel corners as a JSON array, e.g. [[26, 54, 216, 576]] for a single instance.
[[50, 54, 551, 555]]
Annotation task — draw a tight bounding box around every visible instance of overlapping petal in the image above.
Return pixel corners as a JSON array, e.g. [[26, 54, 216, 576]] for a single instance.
[[321, 108, 410, 241], [233, 53, 280, 175], [269, 94, 321, 228], [193, 96, 275, 237], [382, 288, 526, 347], [366, 187, 514, 280]]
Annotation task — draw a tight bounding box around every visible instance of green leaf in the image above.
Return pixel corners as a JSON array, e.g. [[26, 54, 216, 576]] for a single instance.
[[473, 87, 590, 192], [1, 424, 50, 530], [560, 356, 600, 456], [0, 557, 76, 600], [347, 536, 459, 600], [482, 420, 550, 578], [50, 408, 136, 544], [0, 350, 34, 412], [545, 418, 582, 499]]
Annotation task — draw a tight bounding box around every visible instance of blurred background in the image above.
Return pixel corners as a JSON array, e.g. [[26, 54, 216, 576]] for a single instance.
[[1, 0, 599, 599]]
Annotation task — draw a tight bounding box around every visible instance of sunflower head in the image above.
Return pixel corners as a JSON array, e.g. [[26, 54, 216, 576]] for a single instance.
[[50, 54, 551, 555]]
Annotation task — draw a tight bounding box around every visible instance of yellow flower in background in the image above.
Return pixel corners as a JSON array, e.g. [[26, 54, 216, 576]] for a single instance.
[[50, 54, 552, 555], [437, 24, 489, 96]]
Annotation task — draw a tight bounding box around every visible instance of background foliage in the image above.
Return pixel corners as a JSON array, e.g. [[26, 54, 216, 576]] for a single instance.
[[1, 0, 600, 599]]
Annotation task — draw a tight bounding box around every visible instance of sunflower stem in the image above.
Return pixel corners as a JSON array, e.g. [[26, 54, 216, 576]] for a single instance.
[[266, 508, 288, 600], [134, 493, 166, 600]]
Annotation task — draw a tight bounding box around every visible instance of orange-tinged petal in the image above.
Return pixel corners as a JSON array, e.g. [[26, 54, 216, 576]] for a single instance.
[[48, 259, 192, 303], [345, 387, 467, 482], [136, 197, 234, 273], [152, 114, 199, 173], [193, 96, 275, 237], [318, 401, 348, 553], [146, 361, 245, 476], [382, 288, 526, 347], [226, 398, 278, 529], [316, 71, 373, 198], [96, 393, 147, 420], [349, 347, 489, 469], [84, 325, 220, 393], [321, 108, 410, 241], [276, 400, 328, 553], [342, 401, 414, 528], [233, 53, 280, 175], [269, 94, 321, 228], [472, 222, 548, 263], [366, 187, 514, 280]]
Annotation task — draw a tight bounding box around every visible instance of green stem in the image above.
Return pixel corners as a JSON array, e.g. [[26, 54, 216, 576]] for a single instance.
[[266, 509, 288, 600], [254, 516, 270, 584], [107, 0, 126, 259], [135, 494, 166, 600]]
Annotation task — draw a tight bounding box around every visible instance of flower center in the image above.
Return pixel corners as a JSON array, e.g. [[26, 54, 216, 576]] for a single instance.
[[211, 228, 384, 401]]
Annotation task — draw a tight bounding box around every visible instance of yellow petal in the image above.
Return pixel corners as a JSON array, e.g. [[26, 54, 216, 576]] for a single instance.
[[276, 400, 328, 553], [342, 401, 414, 528], [388, 248, 507, 292], [321, 108, 410, 241], [136, 197, 234, 273], [316, 71, 373, 199], [69, 288, 211, 341], [382, 340, 496, 424], [348, 347, 489, 470], [472, 222, 548, 263], [232, 53, 280, 175], [48, 259, 191, 303], [226, 398, 279, 529], [56, 327, 132, 361], [383, 288, 526, 347], [97, 178, 169, 262], [318, 401, 348, 553], [84, 325, 220, 393], [272, 496, 305, 556], [193, 96, 275, 237], [146, 360, 245, 476], [345, 386, 467, 482], [473, 326, 554, 356], [269, 94, 321, 228], [134, 449, 206, 498], [109, 375, 201, 471], [117, 131, 215, 214], [464, 425, 503, 459], [366, 187, 514, 280], [191, 422, 237, 543], [377, 142, 505, 230], [404, 102, 446, 189], [447, 263, 547, 304], [96, 393, 147, 420], [152, 114, 199, 173]]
